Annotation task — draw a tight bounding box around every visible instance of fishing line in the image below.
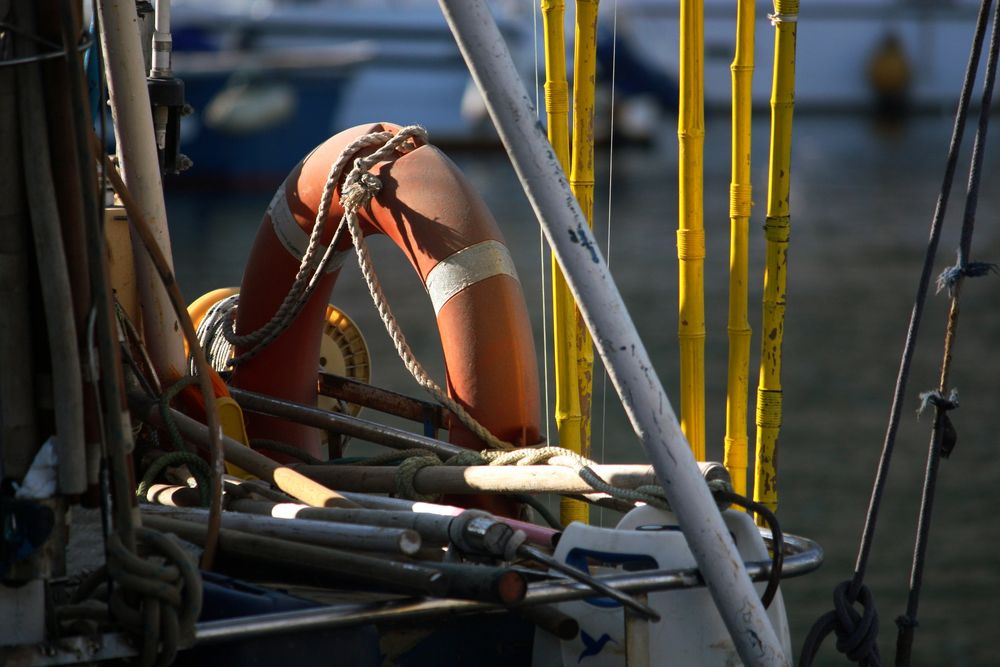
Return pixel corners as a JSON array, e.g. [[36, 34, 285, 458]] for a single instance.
[[532, 0, 552, 452], [531, 0, 554, 524], [598, 0, 619, 526]]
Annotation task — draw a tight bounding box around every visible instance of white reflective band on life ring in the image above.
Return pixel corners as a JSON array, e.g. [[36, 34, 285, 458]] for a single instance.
[[424, 240, 519, 316], [268, 182, 351, 274]]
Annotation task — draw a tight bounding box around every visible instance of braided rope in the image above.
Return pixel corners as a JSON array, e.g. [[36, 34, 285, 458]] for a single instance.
[[336, 127, 515, 451], [222, 131, 400, 365]]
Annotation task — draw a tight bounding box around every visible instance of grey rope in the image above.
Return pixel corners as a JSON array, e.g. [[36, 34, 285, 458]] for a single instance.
[[221, 131, 402, 365], [335, 127, 515, 451], [201, 126, 514, 453]]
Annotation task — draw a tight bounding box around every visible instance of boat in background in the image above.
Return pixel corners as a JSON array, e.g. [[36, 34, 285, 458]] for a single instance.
[[168, 0, 538, 171], [619, 0, 991, 112]]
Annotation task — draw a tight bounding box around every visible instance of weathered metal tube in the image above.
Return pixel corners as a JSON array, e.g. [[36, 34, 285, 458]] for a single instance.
[[142, 504, 422, 555]]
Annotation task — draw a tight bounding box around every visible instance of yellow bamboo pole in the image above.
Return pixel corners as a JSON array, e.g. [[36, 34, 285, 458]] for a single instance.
[[569, 0, 600, 522], [678, 0, 706, 461], [754, 0, 798, 520], [541, 0, 587, 525], [724, 0, 755, 500]]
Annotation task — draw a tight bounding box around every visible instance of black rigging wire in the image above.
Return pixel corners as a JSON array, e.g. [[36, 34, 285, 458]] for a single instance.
[[799, 0, 997, 664], [894, 1, 1000, 664]]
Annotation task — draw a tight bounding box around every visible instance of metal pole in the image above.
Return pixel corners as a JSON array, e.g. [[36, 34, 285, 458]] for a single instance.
[[97, 0, 186, 381], [436, 2, 789, 664], [141, 505, 423, 555]]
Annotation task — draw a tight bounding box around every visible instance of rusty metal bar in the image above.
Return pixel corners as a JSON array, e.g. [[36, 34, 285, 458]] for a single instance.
[[318, 371, 445, 428]]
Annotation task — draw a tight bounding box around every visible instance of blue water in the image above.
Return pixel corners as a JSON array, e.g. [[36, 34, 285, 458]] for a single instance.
[[167, 114, 1000, 665]]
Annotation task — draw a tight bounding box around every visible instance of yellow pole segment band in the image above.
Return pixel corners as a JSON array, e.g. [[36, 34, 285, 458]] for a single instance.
[[725, 0, 755, 501], [678, 0, 706, 461], [754, 0, 798, 521]]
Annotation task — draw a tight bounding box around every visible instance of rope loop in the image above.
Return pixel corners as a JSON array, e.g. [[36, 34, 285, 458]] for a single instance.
[[395, 455, 444, 501], [107, 528, 202, 667]]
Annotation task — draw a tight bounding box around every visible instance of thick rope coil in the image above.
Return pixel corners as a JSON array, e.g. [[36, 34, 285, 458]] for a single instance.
[[192, 293, 241, 373], [106, 528, 203, 667]]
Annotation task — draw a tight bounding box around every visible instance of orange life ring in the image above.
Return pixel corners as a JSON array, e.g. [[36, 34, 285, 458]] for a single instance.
[[230, 122, 540, 471]]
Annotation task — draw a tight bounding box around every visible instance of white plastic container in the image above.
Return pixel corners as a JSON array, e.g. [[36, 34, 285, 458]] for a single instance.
[[532, 505, 792, 665]]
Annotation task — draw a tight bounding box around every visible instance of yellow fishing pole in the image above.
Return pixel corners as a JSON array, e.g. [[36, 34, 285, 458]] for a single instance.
[[678, 0, 706, 461], [724, 0, 755, 500], [541, 0, 587, 525], [754, 0, 798, 520]]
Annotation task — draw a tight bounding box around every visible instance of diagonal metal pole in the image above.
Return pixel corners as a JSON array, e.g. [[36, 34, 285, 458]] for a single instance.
[[437, 2, 788, 665]]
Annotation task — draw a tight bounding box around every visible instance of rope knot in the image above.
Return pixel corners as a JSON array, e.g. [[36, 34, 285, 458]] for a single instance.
[[917, 388, 959, 416], [341, 172, 382, 212], [831, 581, 882, 664], [935, 259, 998, 295]]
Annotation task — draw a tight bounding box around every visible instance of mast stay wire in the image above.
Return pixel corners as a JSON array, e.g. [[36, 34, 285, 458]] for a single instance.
[[798, 0, 996, 664], [599, 0, 620, 527], [530, 0, 557, 524]]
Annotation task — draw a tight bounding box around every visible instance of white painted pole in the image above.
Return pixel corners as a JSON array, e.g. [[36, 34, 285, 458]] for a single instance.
[[97, 0, 186, 382], [437, 2, 788, 665]]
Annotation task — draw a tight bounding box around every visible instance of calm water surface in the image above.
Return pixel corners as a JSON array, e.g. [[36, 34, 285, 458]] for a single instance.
[[168, 114, 1000, 665]]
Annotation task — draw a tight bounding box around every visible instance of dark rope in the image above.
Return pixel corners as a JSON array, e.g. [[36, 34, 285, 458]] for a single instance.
[[799, 1, 995, 664], [159, 376, 199, 453], [73, 528, 202, 667], [509, 492, 564, 530], [715, 490, 784, 609], [800, 582, 881, 667], [895, 2, 1000, 664]]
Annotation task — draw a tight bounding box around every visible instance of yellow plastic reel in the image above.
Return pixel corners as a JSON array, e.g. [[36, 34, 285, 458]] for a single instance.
[[187, 288, 371, 466]]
